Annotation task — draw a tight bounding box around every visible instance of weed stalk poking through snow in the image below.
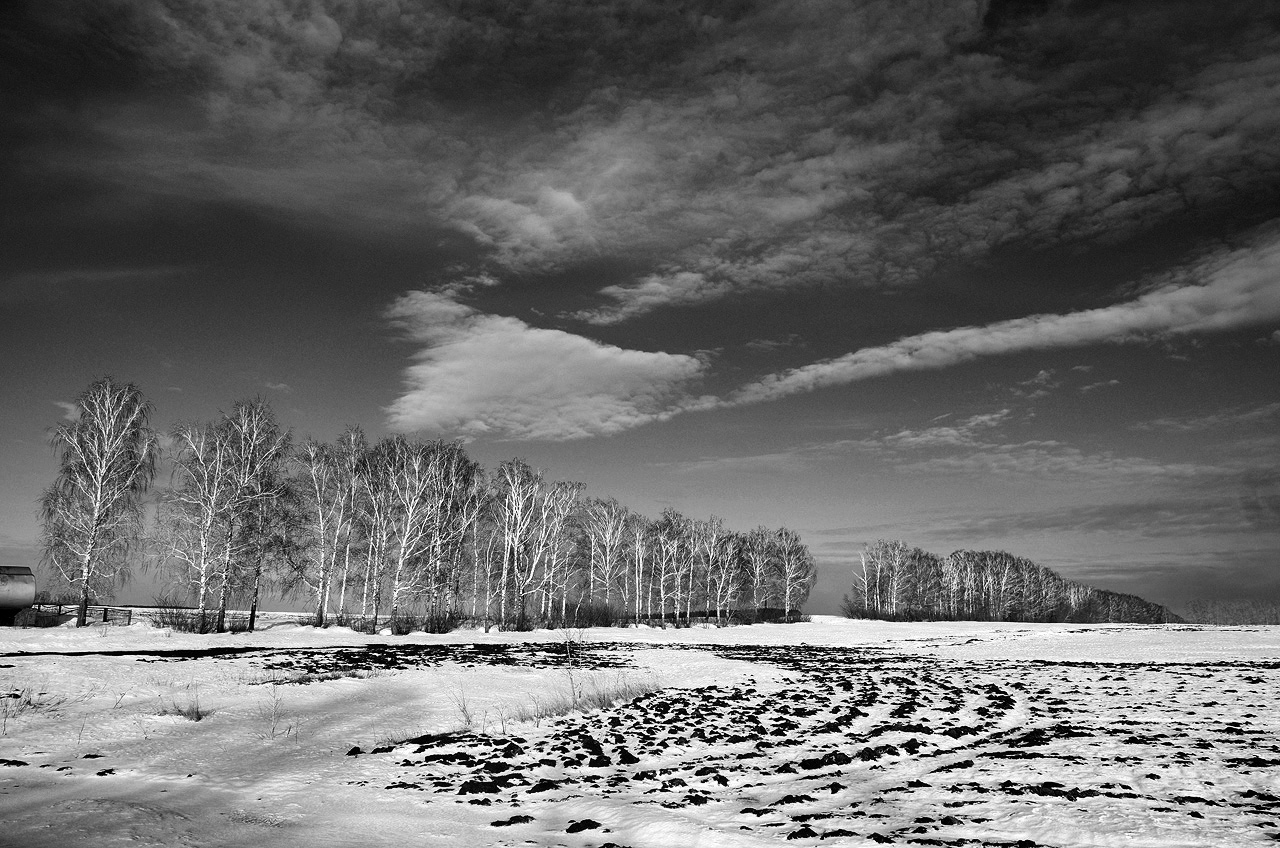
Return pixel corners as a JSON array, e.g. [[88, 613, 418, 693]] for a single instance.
[[258, 687, 303, 741], [1, 684, 68, 735]]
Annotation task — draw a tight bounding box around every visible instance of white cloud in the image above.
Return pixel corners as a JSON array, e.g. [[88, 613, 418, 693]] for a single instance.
[[848, 412, 1228, 483], [384, 291, 705, 440], [574, 271, 733, 326], [1079, 379, 1120, 393], [1134, 402, 1280, 433], [744, 334, 803, 353], [892, 443, 1217, 481], [876, 409, 1012, 451], [726, 227, 1280, 406], [653, 451, 809, 475], [1012, 369, 1058, 399]]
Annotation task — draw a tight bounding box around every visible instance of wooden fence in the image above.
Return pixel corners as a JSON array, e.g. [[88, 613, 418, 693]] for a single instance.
[[27, 603, 133, 626]]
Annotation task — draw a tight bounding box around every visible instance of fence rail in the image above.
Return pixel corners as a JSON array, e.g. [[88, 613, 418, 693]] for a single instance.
[[28, 603, 133, 626]]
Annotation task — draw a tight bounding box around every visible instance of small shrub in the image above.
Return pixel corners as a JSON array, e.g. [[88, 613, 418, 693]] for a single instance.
[[388, 615, 420, 636], [157, 694, 211, 722], [420, 611, 463, 633], [384, 611, 462, 635], [508, 613, 537, 632], [570, 602, 623, 628], [730, 607, 808, 625], [331, 615, 382, 634], [150, 596, 250, 633]]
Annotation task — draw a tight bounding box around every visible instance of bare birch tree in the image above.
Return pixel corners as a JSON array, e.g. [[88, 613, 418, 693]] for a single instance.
[[212, 398, 291, 632], [494, 459, 540, 628], [295, 437, 340, 626], [773, 527, 816, 618], [40, 377, 158, 626], [742, 526, 776, 616], [155, 420, 233, 628], [579, 497, 631, 611]]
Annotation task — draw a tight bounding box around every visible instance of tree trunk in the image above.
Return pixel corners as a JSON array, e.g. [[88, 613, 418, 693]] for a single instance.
[[336, 538, 352, 622], [215, 572, 231, 633], [76, 562, 91, 628], [196, 565, 210, 632], [248, 565, 263, 631]]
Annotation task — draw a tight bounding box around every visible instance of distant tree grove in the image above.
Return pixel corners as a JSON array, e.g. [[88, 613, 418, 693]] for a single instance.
[[40, 381, 818, 631], [842, 539, 1180, 624]]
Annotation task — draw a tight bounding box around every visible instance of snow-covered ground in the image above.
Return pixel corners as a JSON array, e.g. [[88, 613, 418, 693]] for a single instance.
[[1, 616, 1276, 847]]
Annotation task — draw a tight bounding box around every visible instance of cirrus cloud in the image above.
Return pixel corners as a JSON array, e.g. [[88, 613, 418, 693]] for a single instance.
[[727, 225, 1280, 406]]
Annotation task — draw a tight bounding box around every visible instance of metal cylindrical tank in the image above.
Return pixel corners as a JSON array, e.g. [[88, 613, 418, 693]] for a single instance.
[[0, 566, 36, 626]]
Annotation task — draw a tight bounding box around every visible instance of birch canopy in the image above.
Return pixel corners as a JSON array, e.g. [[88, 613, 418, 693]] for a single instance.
[[39, 377, 158, 626]]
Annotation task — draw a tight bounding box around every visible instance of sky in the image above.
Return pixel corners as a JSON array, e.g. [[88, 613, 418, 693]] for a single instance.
[[2, 0, 1278, 615]]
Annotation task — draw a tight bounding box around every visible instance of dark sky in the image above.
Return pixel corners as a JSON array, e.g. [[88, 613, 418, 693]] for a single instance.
[[2, 0, 1278, 613]]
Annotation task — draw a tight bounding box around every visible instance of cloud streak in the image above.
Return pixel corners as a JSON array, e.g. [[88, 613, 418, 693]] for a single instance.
[[727, 227, 1280, 406], [1134, 402, 1280, 433], [384, 291, 705, 441], [936, 497, 1275, 539]]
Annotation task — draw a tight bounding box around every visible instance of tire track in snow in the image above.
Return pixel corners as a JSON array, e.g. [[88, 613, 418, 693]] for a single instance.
[[353, 644, 1279, 845]]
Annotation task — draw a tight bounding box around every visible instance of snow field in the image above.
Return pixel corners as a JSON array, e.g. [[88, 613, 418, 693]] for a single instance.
[[0, 618, 1276, 847]]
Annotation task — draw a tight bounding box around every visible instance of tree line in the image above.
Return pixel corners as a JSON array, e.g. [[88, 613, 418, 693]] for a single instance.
[[39, 377, 817, 630], [842, 539, 1180, 624]]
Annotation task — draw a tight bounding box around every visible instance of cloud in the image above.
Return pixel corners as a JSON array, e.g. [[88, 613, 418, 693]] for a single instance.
[[1012, 369, 1058, 399], [52, 401, 78, 421], [14, 1, 1280, 317], [727, 226, 1280, 406], [843, 405, 1238, 485], [653, 451, 810, 476], [647, 404, 1216, 486], [933, 498, 1262, 539], [1079, 379, 1120, 393], [644, 402, 1256, 486], [1056, 547, 1280, 607], [1134, 401, 1280, 433], [743, 335, 804, 355], [892, 444, 1222, 482], [384, 291, 705, 440], [567, 3, 1280, 321], [873, 409, 1012, 451]]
